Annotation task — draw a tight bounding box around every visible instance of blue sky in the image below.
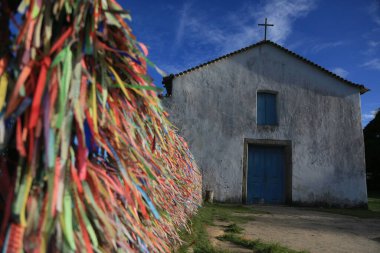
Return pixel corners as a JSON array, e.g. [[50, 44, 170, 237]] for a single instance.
[[121, 0, 379, 127]]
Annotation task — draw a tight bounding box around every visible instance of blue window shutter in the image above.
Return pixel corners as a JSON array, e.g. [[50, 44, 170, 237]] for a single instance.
[[266, 93, 277, 125], [257, 92, 277, 125], [257, 93, 266, 125]]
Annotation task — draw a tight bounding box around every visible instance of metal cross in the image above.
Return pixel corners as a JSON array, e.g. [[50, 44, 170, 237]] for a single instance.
[[258, 18, 274, 41]]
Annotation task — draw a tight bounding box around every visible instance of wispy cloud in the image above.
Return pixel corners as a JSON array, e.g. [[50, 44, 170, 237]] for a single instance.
[[167, 0, 317, 72], [217, 0, 317, 50], [287, 38, 349, 55], [172, 3, 192, 54], [363, 109, 379, 120], [369, 0, 380, 26], [158, 63, 184, 76], [310, 41, 346, 53], [364, 40, 380, 56], [361, 58, 380, 70], [332, 67, 349, 78], [369, 40, 380, 48], [359, 2, 380, 57], [252, 0, 317, 43]]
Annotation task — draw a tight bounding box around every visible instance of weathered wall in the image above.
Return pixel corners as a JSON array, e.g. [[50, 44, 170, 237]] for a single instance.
[[163, 44, 367, 207]]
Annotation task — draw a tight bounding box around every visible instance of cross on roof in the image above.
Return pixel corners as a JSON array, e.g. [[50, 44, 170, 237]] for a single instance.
[[258, 18, 274, 41]]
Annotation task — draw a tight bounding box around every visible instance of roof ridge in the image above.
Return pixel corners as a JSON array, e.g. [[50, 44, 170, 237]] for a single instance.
[[163, 40, 369, 95]]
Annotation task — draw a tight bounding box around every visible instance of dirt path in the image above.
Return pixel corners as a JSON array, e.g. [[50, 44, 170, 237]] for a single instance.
[[205, 205, 380, 253], [240, 205, 380, 253], [206, 220, 252, 253]]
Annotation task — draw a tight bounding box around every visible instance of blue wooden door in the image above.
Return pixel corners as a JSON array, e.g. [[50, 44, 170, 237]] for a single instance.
[[247, 145, 285, 204]]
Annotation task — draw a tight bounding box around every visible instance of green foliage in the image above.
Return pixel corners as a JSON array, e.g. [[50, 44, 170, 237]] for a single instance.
[[364, 110, 380, 190]]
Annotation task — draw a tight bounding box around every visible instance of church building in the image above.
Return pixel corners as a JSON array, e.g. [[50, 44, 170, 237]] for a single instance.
[[162, 40, 369, 207]]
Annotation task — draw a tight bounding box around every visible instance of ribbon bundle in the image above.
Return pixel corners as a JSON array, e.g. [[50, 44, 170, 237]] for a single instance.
[[0, 0, 202, 252]]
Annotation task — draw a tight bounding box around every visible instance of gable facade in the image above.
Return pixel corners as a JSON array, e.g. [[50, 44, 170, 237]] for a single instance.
[[163, 42, 368, 207]]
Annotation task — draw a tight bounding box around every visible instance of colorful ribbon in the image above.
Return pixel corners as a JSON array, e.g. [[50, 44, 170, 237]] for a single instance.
[[0, 1, 202, 252]]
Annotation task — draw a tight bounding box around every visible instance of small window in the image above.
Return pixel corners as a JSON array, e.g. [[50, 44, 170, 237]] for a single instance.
[[257, 92, 277, 125]]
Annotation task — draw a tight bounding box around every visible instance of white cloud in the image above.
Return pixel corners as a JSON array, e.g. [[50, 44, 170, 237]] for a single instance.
[[310, 41, 346, 53], [172, 3, 192, 54], [158, 63, 183, 76], [331, 67, 349, 78], [363, 110, 379, 120], [252, 0, 317, 43], [364, 40, 380, 56], [363, 114, 373, 120], [361, 58, 380, 70], [369, 0, 380, 26], [167, 0, 317, 72], [369, 40, 380, 48], [175, 0, 316, 55]]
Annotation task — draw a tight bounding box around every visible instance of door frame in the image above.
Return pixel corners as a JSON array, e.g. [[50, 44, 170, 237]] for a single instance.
[[242, 139, 292, 204]]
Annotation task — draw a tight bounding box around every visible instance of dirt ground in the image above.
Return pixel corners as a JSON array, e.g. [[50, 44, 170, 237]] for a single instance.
[[207, 220, 252, 253], [207, 205, 380, 253]]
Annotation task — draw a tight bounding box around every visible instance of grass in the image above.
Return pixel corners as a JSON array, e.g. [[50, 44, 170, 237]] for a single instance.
[[224, 223, 244, 234], [176, 203, 230, 253], [217, 233, 308, 253], [207, 203, 265, 224], [369, 191, 380, 212], [177, 203, 306, 253], [309, 191, 380, 219], [176, 203, 259, 253], [177, 194, 380, 252]]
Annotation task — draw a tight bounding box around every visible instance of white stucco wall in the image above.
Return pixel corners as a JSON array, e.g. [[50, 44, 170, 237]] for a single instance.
[[164, 43, 367, 207]]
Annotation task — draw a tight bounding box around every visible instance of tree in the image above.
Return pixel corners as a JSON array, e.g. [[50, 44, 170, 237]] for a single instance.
[[364, 110, 380, 191]]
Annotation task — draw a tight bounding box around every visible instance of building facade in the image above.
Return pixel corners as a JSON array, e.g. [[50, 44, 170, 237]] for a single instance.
[[163, 40, 368, 207]]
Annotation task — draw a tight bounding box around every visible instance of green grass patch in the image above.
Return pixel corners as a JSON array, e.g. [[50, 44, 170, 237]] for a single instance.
[[217, 233, 308, 253], [211, 203, 270, 214], [209, 203, 268, 224], [309, 192, 380, 219], [177, 203, 267, 253], [224, 223, 244, 234], [176, 204, 228, 253], [368, 191, 380, 212]]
